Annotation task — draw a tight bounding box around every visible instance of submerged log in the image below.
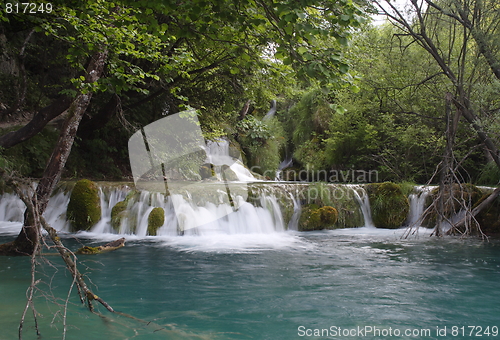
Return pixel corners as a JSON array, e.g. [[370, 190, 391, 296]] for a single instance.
[[76, 237, 125, 255]]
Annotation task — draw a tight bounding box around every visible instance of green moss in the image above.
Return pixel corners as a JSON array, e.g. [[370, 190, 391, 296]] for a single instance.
[[109, 189, 140, 232], [76, 246, 100, 255], [110, 200, 128, 231], [398, 181, 417, 197], [303, 183, 363, 229], [147, 207, 165, 236], [67, 179, 101, 232], [318, 206, 338, 226], [367, 182, 409, 229], [298, 204, 338, 231], [334, 187, 365, 228]]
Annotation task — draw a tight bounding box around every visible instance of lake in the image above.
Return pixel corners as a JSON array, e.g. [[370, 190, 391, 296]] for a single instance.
[[1, 225, 499, 339]]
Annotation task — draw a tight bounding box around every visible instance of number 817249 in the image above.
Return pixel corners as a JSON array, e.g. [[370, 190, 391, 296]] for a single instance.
[[5, 3, 53, 14]]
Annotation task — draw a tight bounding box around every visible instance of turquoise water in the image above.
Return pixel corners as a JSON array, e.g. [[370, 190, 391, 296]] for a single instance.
[[1, 228, 500, 339]]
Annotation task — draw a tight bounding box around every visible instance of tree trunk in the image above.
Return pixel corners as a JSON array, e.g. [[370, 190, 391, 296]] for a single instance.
[[0, 95, 72, 149], [1, 50, 108, 256]]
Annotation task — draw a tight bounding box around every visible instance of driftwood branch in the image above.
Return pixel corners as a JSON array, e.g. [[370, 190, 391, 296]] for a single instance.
[[76, 238, 125, 254], [40, 217, 115, 313]]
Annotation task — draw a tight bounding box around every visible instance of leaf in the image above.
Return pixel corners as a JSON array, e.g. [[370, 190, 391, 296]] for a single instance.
[[297, 46, 308, 55], [337, 36, 348, 46], [339, 63, 349, 74]]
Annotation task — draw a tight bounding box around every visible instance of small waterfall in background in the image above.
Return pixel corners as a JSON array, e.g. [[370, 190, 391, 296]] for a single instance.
[[275, 156, 293, 181], [262, 99, 277, 121], [205, 139, 257, 182]]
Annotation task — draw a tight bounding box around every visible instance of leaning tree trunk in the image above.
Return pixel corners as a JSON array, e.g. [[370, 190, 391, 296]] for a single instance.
[[1, 50, 108, 256]]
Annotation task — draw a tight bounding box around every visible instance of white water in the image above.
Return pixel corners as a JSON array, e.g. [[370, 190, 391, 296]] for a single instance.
[[205, 139, 257, 182], [406, 185, 433, 227], [352, 186, 375, 228], [0, 182, 434, 247]]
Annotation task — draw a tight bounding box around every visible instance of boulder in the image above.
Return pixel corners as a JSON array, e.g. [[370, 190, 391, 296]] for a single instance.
[[367, 182, 409, 229], [147, 207, 165, 236], [67, 179, 101, 231], [299, 204, 338, 231]]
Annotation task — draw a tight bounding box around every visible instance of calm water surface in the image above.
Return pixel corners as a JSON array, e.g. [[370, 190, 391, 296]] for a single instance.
[[1, 227, 499, 339]]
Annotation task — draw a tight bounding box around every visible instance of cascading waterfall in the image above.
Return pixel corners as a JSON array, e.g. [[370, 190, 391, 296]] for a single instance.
[[352, 186, 375, 228], [0, 182, 392, 237], [0, 189, 71, 231], [0, 182, 438, 237], [405, 186, 433, 227]]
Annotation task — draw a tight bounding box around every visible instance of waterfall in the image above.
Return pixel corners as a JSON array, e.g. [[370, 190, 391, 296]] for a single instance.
[[0, 190, 71, 230], [352, 186, 375, 228], [205, 139, 257, 182], [262, 100, 277, 121], [0, 182, 419, 237], [405, 186, 432, 227], [275, 156, 293, 181], [0, 193, 25, 222]]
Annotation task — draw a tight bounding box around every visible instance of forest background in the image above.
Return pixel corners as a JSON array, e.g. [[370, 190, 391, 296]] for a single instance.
[[0, 0, 499, 187]]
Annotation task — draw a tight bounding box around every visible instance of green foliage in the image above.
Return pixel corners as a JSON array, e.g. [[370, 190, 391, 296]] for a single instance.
[[367, 182, 409, 229], [238, 116, 286, 177], [67, 179, 101, 232], [1, 0, 367, 181], [237, 116, 272, 146], [477, 162, 500, 185], [0, 127, 59, 177], [398, 181, 418, 198], [282, 88, 336, 170], [147, 207, 164, 236]]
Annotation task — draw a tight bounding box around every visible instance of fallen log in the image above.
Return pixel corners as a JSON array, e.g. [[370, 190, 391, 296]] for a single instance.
[[76, 238, 126, 255]]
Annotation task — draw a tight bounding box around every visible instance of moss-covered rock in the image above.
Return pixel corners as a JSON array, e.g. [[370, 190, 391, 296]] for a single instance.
[[367, 182, 409, 229], [147, 207, 165, 236], [111, 200, 128, 231], [67, 179, 101, 232], [110, 189, 140, 232], [298, 204, 338, 231]]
